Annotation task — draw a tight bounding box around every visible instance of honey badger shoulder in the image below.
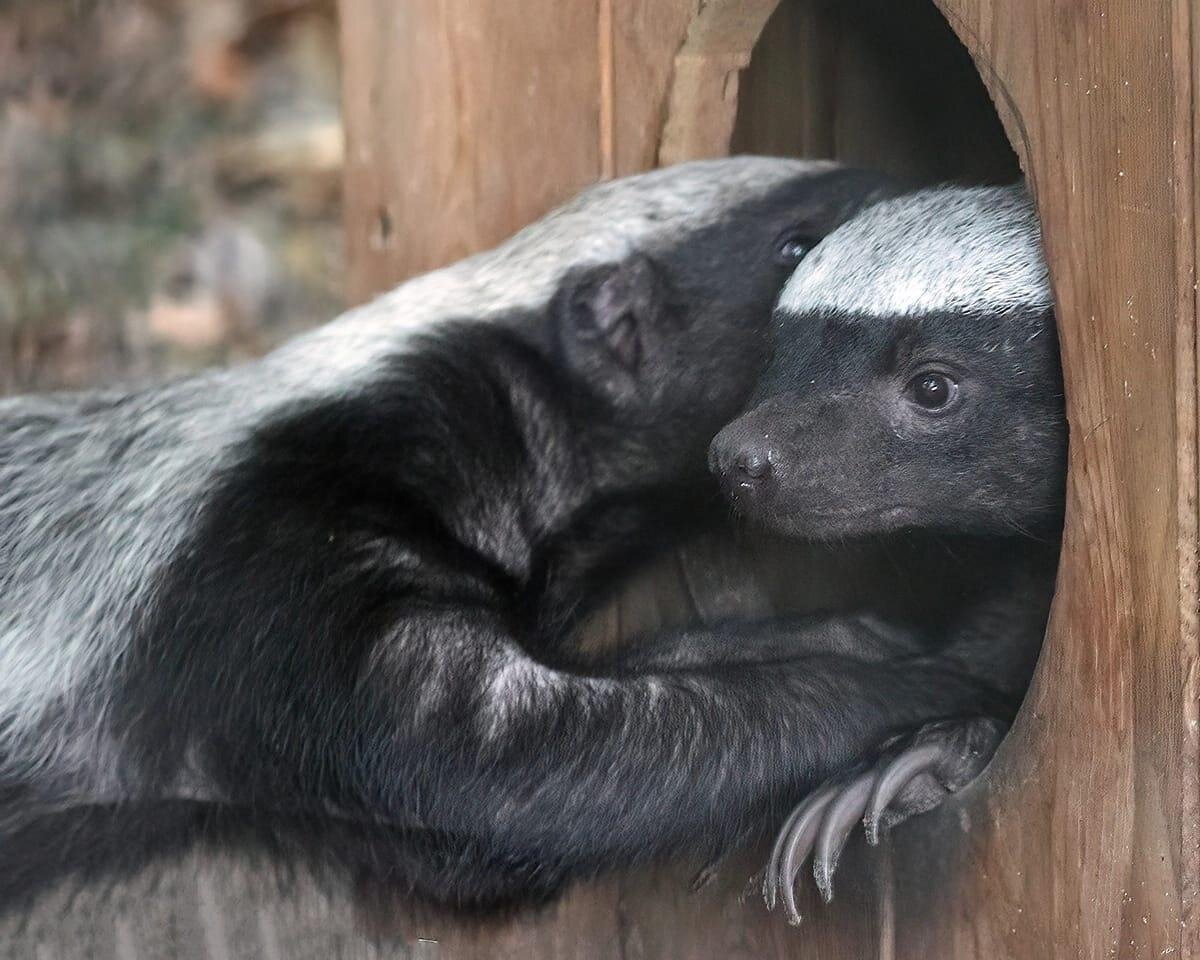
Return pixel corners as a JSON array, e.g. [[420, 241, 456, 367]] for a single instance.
[[712, 183, 1066, 541], [0, 159, 997, 912]]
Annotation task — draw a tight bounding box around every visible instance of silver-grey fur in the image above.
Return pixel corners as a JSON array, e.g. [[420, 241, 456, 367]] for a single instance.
[[777, 184, 1052, 319], [0, 158, 838, 823]]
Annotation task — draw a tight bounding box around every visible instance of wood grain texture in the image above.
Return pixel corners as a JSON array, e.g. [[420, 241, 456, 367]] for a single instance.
[[338, 0, 602, 303], [609, 1, 698, 177], [1177, 2, 1200, 956], [657, 0, 780, 164], [338, 0, 698, 304]]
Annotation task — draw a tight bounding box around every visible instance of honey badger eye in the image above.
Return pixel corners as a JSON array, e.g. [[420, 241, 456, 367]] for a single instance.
[[775, 231, 815, 265], [908, 372, 958, 410]]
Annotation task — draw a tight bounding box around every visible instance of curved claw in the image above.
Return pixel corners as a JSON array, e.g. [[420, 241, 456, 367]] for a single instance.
[[762, 717, 1006, 926], [777, 787, 837, 926], [863, 742, 943, 845], [763, 801, 806, 910], [812, 771, 875, 903]]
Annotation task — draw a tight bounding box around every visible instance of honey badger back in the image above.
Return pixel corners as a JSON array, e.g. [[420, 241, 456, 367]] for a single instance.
[[710, 184, 1066, 921], [0, 159, 1002, 912]]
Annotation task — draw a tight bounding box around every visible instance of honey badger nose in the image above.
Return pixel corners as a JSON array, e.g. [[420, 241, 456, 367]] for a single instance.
[[708, 424, 777, 491], [735, 446, 773, 482]]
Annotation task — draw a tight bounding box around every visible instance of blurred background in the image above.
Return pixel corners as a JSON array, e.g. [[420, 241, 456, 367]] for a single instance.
[[0, 0, 343, 394]]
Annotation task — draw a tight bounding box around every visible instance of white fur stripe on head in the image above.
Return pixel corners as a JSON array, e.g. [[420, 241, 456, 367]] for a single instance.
[[777, 184, 1052, 319]]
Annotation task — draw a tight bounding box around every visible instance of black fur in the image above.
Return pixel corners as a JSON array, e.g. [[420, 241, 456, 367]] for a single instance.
[[0, 163, 1002, 911]]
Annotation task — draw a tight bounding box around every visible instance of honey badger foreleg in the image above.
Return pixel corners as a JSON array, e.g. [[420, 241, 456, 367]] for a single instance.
[[341, 611, 1003, 901]]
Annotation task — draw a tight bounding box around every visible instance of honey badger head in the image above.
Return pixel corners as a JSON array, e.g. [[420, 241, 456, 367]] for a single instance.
[[710, 183, 1068, 539], [528, 158, 901, 478]]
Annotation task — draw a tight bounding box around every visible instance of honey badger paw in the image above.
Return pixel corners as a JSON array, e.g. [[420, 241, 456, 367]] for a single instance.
[[762, 715, 1007, 925]]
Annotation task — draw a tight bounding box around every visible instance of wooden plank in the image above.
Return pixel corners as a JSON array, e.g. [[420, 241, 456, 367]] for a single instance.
[[657, 0, 781, 164], [338, 0, 602, 303], [1177, 1, 1200, 955], [338, 0, 697, 304], [609, 1, 698, 176]]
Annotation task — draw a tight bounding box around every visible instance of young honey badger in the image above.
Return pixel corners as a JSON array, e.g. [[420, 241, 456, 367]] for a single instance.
[[0, 158, 1003, 911], [710, 183, 1066, 923]]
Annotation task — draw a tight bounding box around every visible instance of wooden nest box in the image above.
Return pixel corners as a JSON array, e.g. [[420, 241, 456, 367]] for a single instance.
[[338, 1, 1199, 957]]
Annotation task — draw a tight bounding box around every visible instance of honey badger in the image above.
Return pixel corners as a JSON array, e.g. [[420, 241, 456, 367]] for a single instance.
[[710, 183, 1066, 923], [0, 158, 1004, 911]]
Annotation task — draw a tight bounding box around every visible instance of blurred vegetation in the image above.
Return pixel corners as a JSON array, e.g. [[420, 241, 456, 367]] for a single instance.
[[0, 0, 343, 393]]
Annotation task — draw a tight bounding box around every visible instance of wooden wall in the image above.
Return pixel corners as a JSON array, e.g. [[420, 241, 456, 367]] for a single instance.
[[338, 0, 1021, 303]]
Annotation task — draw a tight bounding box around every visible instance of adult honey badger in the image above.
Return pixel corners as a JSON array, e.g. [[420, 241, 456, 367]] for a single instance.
[[0, 158, 1000, 910], [711, 183, 1066, 923]]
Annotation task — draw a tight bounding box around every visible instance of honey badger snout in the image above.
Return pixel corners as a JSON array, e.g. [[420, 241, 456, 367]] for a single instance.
[[708, 391, 862, 535], [709, 411, 783, 501], [736, 445, 773, 481]]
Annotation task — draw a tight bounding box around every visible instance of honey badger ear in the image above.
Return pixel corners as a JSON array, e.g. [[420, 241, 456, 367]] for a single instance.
[[554, 254, 669, 400]]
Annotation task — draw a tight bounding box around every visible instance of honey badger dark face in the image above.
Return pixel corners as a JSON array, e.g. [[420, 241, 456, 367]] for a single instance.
[[709, 184, 1068, 539]]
